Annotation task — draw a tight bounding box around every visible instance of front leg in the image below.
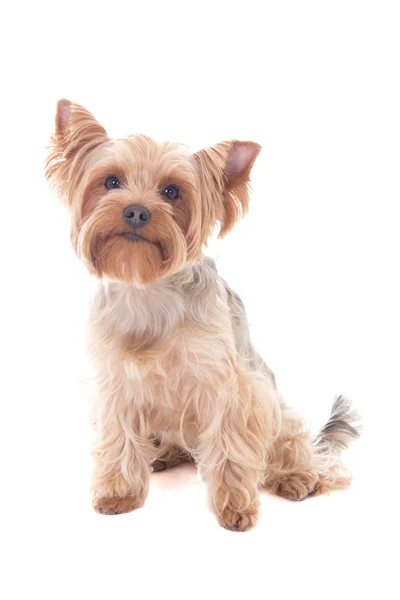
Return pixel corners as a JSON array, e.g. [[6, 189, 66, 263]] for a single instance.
[[207, 459, 260, 531], [91, 382, 152, 515], [92, 439, 150, 516], [197, 368, 272, 531]]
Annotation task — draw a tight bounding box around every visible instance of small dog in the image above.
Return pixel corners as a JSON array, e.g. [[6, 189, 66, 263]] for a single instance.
[[45, 99, 360, 531]]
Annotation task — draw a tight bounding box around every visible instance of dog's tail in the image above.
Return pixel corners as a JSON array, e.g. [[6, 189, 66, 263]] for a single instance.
[[312, 395, 361, 453], [308, 395, 361, 494]]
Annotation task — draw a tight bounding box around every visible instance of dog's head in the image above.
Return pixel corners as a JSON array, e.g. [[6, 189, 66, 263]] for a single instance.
[[45, 100, 261, 286]]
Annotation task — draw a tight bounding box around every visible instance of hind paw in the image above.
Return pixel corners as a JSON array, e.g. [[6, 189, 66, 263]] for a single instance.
[[274, 472, 319, 501]]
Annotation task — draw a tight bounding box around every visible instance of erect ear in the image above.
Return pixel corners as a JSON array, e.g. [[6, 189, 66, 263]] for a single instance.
[[53, 98, 108, 153], [45, 99, 108, 202], [194, 140, 261, 238]]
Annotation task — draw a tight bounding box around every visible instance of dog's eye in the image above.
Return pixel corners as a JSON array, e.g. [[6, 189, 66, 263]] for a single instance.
[[161, 184, 179, 201], [105, 175, 121, 190]]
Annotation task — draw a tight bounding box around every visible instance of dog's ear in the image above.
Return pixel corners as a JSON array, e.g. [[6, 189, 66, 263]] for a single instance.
[[45, 99, 108, 203], [54, 99, 108, 153], [194, 140, 261, 239]]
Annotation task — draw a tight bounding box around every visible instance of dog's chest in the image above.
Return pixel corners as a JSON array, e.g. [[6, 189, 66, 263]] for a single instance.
[[122, 319, 230, 385], [92, 263, 233, 389]]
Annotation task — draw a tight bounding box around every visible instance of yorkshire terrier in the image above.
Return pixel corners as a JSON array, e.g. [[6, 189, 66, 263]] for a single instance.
[[45, 99, 360, 531]]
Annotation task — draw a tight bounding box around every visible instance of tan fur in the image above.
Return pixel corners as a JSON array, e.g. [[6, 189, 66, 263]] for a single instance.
[[45, 100, 360, 531]]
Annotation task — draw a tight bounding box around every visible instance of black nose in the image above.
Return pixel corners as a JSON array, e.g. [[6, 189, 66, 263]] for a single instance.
[[123, 204, 151, 228]]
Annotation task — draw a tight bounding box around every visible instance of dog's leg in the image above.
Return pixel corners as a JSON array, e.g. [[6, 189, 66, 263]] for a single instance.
[[152, 443, 195, 472], [91, 384, 152, 515], [264, 396, 359, 500], [92, 427, 151, 515], [197, 369, 271, 532], [263, 407, 321, 501]]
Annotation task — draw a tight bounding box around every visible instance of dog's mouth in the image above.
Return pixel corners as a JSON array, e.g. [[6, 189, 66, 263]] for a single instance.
[[119, 232, 149, 242], [118, 231, 166, 261]]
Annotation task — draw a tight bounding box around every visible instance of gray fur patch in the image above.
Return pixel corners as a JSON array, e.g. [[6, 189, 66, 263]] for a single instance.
[[313, 395, 361, 452]]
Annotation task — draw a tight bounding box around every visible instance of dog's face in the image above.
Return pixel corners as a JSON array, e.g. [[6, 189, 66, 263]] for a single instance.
[[46, 100, 261, 286]]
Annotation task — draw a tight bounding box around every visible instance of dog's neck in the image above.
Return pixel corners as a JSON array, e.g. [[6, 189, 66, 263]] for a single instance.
[[92, 255, 220, 342]]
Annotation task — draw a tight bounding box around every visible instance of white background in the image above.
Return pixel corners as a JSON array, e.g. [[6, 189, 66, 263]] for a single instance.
[[1, 1, 399, 598]]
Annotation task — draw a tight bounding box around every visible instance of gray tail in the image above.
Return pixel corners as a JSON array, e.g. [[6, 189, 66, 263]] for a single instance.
[[312, 395, 361, 453]]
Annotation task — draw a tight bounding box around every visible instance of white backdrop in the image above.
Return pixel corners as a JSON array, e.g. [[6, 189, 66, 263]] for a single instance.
[[1, 1, 399, 599]]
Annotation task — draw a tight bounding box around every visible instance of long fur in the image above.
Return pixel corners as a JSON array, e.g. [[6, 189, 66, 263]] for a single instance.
[[45, 99, 360, 531], [313, 395, 361, 453]]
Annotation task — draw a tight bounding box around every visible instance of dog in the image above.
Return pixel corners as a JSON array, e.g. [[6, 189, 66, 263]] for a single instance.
[[45, 99, 360, 531]]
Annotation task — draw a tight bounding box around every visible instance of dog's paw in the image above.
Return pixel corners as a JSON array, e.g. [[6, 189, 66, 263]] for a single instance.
[[218, 505, 258, 532], [93, 494, 144, 515], [152, 459, 168, 472], [152, 448, 195, 473], [274, 472, 319, 501]]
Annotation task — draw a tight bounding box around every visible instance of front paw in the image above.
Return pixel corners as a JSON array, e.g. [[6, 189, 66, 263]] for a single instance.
[[93, 494, 144, 515], [218, 504, 259, 532]]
